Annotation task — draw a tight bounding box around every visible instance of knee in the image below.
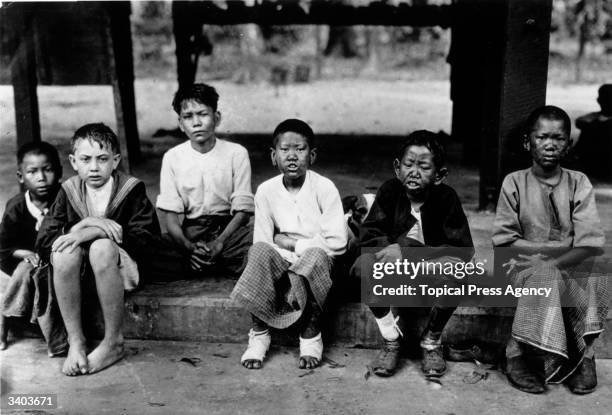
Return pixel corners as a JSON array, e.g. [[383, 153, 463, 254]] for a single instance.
[[350, 253, 377, 280], [302, 247, 328, 264], [250, 241, 276, 257], [52, 248, 83, 273], [89, 238, 119, 270]]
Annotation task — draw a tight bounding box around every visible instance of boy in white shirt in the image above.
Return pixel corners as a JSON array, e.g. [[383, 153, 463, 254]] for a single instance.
[[231, 119, 347, 370], [156, 83, 254, 277]]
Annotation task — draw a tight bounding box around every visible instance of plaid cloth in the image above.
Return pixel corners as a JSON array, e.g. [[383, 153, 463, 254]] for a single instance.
[[510, 262, 609, 383], [230, 241, 332, 329]]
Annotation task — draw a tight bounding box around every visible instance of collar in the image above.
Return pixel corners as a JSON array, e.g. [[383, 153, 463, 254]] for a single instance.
[[25, 191, 48, 231]]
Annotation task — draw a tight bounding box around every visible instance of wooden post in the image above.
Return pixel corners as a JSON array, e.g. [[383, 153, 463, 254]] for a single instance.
[[478, 0, 552, 210], [106, 3, 140, 171], [9, 4, 41, 148]]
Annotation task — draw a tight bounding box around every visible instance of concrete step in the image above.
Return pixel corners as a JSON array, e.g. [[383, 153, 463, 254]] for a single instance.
[[113, 279, 612, 358]]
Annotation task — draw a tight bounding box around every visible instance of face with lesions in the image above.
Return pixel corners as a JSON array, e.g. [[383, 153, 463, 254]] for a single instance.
[[524, 117, 570, 170], [178, 99, 220, 145], [271, 132, 316, 180], [394, 145, 445, 196], [69, 138, 120, 188], [18, 153, 60, 200]]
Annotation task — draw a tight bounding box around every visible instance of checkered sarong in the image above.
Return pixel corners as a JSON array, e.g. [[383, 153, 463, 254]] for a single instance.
[[510, 262, 609, 383], [230, 242, 332, 329]]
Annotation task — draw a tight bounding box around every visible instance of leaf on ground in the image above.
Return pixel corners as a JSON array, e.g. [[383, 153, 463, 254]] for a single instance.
[[298, 369, 315, 378], [179, 357, 202, 367], [212, 353, 230, 358], [463, 369, 489, 384], [323, 357, 346, 368], [364, 366, 372, 381]]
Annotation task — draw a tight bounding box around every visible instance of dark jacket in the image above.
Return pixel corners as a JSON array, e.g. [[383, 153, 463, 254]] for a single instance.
[[358, 178, 474, 261], [36, 172, 161, 273]]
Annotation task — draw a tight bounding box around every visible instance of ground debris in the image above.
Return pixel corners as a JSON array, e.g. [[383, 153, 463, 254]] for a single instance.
[[364, 366, 372, 381], [463, 359, 493, 384], [179, 357, 202, 367], [323, 357, 345, 368], [148, 402, 166, 407], [426, 377, 443, 389], [212, 352, 230, 358], [298, 369, 315, 378]]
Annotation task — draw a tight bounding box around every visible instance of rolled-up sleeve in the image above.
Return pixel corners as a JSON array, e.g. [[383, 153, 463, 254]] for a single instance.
[[294, 181, 347, 258], [230, 147, 254, 214], [492, 175, 523, 247], [156, 152, 184, 214]]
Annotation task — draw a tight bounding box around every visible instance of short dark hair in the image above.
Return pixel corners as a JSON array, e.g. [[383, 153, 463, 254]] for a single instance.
[[172, 83, 219, 114], [17, 141, 62, 175], [71, 123, 120, 155], [598, 84, 612, 114], [524, 105, 571, 138], [272, 118, 316, 148], [397, 130, 445, 170]]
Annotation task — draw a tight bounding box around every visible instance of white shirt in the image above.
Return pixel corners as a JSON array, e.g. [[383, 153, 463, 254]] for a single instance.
[[25, 191, 49, 231], [156, 139, 254, 218], [254, 170, 348, 263], [406, 205, 424, 244], [86, 176, 113, 218]]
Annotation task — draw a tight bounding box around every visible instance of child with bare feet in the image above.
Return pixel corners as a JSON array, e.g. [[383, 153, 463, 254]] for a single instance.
[[36, 123, 161, 375], [231, 119, 347, 370], [1, 142, 64, 353]]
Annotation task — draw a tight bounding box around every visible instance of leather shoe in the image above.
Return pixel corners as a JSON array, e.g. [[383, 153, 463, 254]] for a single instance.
[[566, 357, 597, 395], [505, 356, 545, 394]]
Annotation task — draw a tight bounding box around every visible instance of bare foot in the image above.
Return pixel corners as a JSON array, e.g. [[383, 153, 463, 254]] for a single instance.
[[86, 341, 125, 374], [62, 343, 89, 376], [299, 356, 320, 369], [242, 359, 262, 370]]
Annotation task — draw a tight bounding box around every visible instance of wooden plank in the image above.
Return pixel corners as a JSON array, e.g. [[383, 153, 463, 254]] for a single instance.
[[478, 0, 552, 210], [8, 4, 41, 148], [106, 3, 140, 171]]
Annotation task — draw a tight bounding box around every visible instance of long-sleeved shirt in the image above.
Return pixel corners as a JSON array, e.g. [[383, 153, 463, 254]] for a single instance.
[[254, 170, 347, 263], [156, 139, 254, 218], [492, 167, 604, 249]]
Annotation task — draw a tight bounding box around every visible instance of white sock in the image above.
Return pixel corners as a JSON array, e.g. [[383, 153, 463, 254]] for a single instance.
[[375, 311, 402, 341], [251, 328, 269, 336]]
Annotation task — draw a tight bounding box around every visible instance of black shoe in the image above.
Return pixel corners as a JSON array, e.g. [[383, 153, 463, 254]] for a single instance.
[[421, 346, 447, 377], [505, 356, 545, 394], [370, 339, 401, 377], [566, 357, 597, 395]]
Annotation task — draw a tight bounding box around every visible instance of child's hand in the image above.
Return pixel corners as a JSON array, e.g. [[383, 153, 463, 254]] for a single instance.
[[190, 241, 214, 271], [202, 239, 224, 260], [80, 218, 123, 243], [23, 253, 40, 267], [274, 233, 297, 251], [374, 243, 402, 264], [52, 230, 89, 254]]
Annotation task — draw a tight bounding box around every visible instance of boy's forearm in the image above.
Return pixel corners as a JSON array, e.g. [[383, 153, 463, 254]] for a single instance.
[[75, 227, 107, 243], [163, 211, 193, 252], [508, 239, 571, 256], [552, 247, 598, 270], [216, 211, 251, 244], [12, 249, 37, 260]]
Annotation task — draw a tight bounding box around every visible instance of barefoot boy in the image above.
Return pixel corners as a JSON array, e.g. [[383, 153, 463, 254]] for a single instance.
[[1, 142, 64, 352], [493, 106, 606, 394], [36, 123, 161, 375], [156, 83, 254, 278], [231, 119, 347, 370], [351, 130, 474, 378]]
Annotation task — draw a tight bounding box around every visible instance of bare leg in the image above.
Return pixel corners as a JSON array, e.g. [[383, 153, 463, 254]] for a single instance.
[[86, 239, 125, 374], [52, 248, 88, 376], [0, 315, 7, 350], [299, 294, 323, 369]]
